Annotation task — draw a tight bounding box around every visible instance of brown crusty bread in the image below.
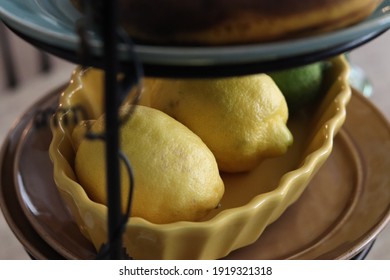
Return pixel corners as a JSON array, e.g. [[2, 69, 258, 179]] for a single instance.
[[71, 0, 382, 45]]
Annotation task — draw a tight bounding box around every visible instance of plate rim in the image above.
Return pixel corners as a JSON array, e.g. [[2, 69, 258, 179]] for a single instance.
[[10, 87, 96, 260], [0, 88, 67, 260], [332, 92, 390, 260]]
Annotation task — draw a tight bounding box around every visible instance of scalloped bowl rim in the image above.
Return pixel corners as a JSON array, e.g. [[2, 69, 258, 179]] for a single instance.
[[49, 56, 351, 258]]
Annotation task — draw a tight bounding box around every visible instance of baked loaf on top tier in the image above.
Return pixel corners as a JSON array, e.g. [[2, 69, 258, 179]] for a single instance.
[[71, 0, 383, 45]]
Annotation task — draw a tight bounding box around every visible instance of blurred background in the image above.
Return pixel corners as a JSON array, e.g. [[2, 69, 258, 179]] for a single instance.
[[1, 24, 390, 260]]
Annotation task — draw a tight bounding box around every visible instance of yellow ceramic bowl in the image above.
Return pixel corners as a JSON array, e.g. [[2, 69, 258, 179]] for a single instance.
[[49, 56, 351, 259]]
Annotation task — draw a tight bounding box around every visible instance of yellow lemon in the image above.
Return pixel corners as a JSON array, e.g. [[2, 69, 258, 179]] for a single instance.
[[149, 75, 293, 172], [74, 105, 224, 224]]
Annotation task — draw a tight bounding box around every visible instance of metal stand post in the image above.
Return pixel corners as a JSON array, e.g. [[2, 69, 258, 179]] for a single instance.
[[102, 0, 123, 260]]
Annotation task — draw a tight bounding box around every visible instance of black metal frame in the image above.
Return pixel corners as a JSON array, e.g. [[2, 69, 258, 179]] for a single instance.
[[99, 0, 123, 260]]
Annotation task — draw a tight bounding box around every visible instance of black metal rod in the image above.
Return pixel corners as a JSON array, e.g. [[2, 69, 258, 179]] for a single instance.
[[102, 0, 122, 259]]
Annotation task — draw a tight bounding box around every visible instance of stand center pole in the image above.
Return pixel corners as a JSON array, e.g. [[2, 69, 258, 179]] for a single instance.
[[103, 0, 123, 260]]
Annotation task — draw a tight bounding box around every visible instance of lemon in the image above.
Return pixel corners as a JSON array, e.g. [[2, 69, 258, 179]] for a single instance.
[[268, 62, 324, 112], [74, 105, 224, 224], [149, 74, 293, 173]]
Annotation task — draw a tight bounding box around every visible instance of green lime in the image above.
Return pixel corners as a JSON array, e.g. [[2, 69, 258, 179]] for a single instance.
[[268, 62, 325, 112]]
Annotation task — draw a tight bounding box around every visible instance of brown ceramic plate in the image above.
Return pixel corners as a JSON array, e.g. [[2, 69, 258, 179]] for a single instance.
[[227, 89, 390, 260], [11, 90, 96, 260], [1, 88, 390, 259], [0, 88, 65, 259]]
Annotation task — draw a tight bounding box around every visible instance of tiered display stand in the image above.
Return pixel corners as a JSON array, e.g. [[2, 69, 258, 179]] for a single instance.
[[1, 0, 390, 259]]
